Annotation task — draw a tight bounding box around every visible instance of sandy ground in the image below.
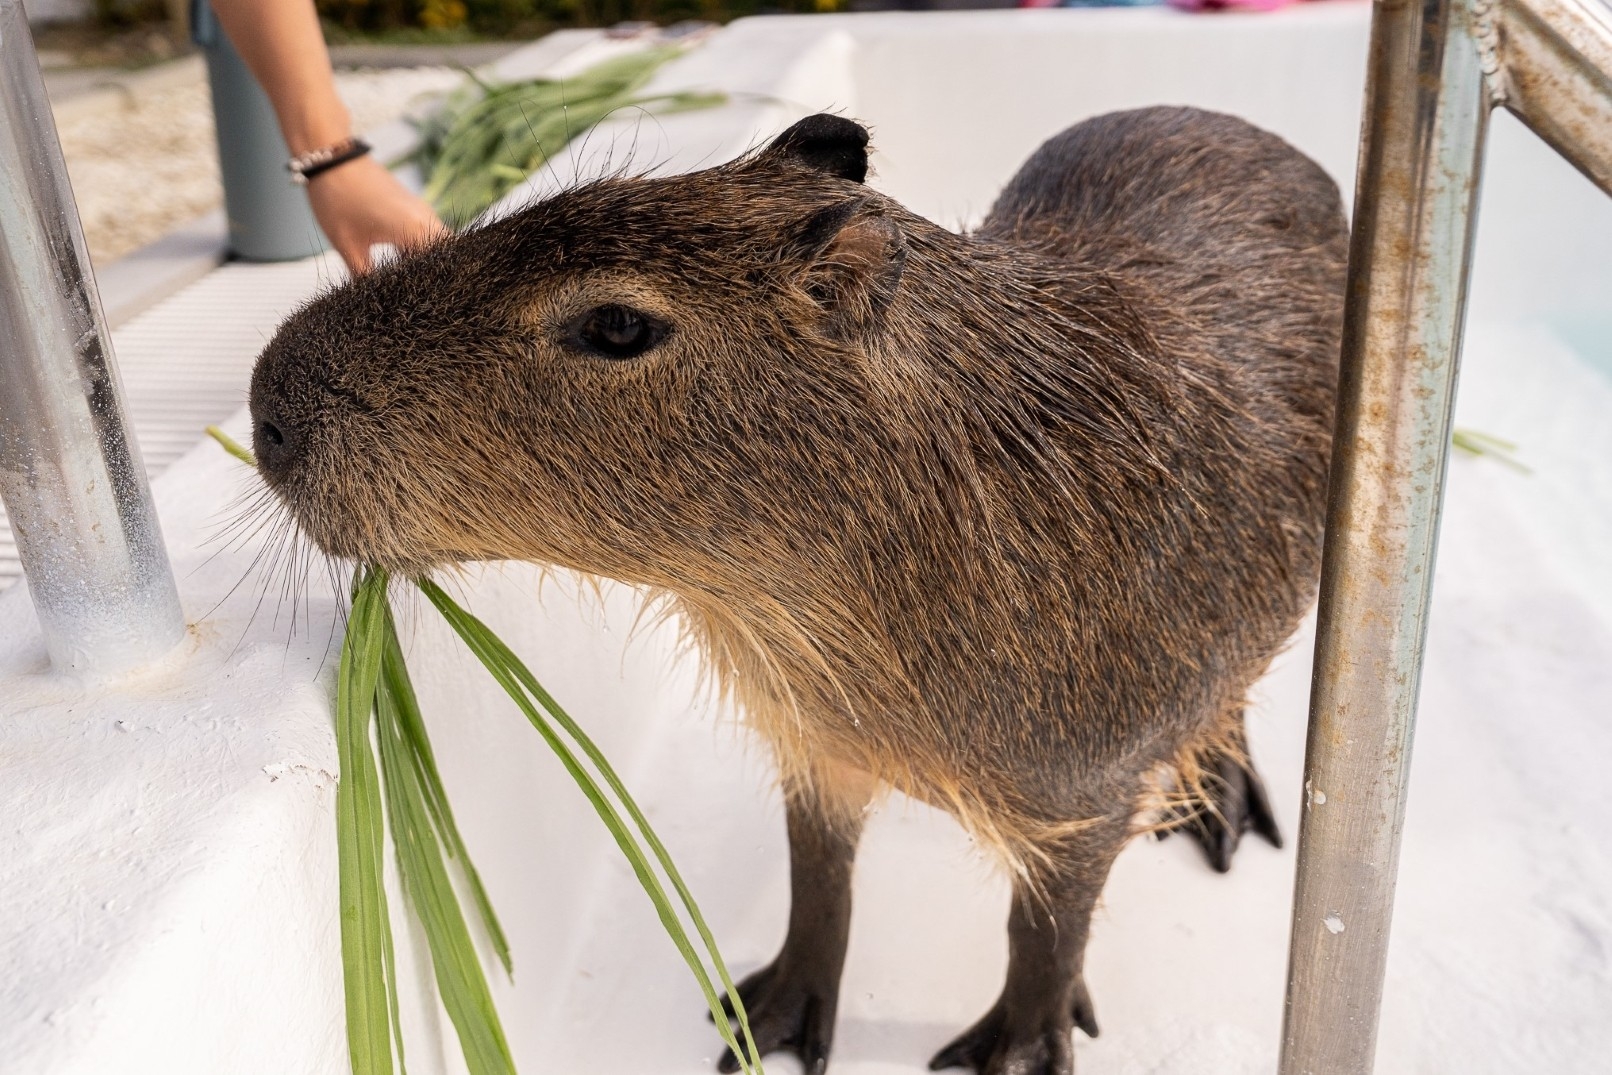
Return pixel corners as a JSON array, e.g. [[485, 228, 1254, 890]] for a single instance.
[[50, 60, 466, 266]]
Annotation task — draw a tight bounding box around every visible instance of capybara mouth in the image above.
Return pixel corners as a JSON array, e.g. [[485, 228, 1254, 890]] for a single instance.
[[264, 469, 469, 576]]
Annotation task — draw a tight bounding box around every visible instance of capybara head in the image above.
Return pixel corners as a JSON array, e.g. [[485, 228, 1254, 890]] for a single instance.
[[249, 114, 916, 584]]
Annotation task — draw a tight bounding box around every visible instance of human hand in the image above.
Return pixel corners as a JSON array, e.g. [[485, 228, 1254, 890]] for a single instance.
[[305, 155, 449, 274]]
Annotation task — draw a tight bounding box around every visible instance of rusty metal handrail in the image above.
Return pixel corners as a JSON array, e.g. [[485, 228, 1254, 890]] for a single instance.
[[1279, 0, 1612, 1071]]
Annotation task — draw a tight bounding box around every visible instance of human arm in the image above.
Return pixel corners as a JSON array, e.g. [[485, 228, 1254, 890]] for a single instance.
[[207, 0, 447, 272]]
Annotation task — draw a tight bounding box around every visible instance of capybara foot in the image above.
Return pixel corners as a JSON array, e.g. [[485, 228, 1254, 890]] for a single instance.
[[929, 1011, 1068, 1074], [1160, 748, 1282, 873], [715, 959, 837, 1075], [929, 982, 1097, 1075]]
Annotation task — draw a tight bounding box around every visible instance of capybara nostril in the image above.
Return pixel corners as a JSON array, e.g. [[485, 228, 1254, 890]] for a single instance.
[[252, 412, 296, 479]]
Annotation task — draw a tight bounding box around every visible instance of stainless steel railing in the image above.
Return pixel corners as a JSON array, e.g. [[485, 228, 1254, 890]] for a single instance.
[[1280, 0, 1612, 1071], [0, 0, 185, 678]]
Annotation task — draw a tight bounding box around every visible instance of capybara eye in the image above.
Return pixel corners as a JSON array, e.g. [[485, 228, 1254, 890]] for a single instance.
[[569, 304, 669, 360]]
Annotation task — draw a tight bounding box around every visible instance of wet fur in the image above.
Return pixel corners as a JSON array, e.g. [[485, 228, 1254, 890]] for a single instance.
[[250, 107, 1346, 1073]]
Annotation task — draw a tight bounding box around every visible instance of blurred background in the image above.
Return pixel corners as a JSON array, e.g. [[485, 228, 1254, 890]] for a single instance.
[[26, 0, 930, 267]]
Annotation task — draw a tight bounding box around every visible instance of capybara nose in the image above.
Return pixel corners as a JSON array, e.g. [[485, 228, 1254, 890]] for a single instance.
[[252, 407, 299, 481]]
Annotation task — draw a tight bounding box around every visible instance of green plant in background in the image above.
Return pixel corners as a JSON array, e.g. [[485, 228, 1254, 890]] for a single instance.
[[207, 427, 762, 1075], [420, 0, 473, 30], [1453, 427, 1531, 472], [410, 47, 725, 226]]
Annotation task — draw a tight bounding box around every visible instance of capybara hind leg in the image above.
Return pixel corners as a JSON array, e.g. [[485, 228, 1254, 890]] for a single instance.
[[929, 820, 1126, 1075], [1159, 712, 1283, 873], [716, 788, 865, 1075]]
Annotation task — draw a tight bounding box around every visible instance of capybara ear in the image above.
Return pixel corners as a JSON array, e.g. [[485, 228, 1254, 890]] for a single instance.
[[780, 198, 907, 339], [759, 114, 871, 183]]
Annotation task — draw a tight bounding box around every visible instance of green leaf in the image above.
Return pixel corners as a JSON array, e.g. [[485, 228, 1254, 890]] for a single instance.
[[377, 660, 516, 1075], [219, 431, 755, 1072], [205, 425, 257, 468], [417, 579, 764, 1074], [411, 48, 726, 227], [337, 567, 401, 1075], [1452, 426, 1531, 473], [379, 608, 513, 976], [340, 568, 518, 1075]]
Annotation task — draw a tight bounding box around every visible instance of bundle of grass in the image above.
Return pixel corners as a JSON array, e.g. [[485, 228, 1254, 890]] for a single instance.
[[208, 427, 762, 1075], [411, 47, 725, 227]]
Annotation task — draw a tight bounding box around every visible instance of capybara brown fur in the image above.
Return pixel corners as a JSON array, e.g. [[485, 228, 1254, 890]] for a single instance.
[[249, 107, 1347, 1075]]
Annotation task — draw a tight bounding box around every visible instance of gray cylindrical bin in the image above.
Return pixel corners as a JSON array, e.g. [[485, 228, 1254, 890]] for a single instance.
[[192, 0, 328, 261]]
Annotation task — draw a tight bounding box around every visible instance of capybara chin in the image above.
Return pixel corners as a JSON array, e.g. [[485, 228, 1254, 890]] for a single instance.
[[249, 107, 1346, 1075]]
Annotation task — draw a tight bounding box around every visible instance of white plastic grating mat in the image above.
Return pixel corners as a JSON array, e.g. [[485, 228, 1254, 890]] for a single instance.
[[0, 252, 345, 587]]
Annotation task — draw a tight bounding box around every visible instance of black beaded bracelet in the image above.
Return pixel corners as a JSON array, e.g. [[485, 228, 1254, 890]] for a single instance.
[[287, 137, 372, 185]]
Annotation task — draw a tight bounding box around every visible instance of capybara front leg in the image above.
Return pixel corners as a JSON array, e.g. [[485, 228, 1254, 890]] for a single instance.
[[929, 821, 1125, 1075], [715, 789, 864, 1075]]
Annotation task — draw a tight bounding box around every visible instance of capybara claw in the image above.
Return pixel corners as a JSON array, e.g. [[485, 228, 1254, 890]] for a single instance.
[[1161, 746, 1283, 873], [1070, 980, 1099, 1040]]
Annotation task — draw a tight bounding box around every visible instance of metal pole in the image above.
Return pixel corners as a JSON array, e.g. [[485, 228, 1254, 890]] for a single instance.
[[0, 0, 186, 678], [1498, 0, 1612, 196], [1278, 0, 1490, 1070]]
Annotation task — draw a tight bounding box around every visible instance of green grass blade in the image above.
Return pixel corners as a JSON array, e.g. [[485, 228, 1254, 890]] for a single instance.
[[1452, 426, 1532, 472], [337, 568, 399, 1075], [379, 611, 514, 976], [619, 91, 731, 117], [360, 570, 411, 1075], [206, 420, 749, 1069], [412, 48, 724, 226], [418, 592, 701, 964], [416, 582, 756, 1025], [417, 580, 764, 1074], [377, 667, 517, 1075], [415, 586, 755, 1070], [451, 609, 762, 1069], [205, 425, 257, 468]]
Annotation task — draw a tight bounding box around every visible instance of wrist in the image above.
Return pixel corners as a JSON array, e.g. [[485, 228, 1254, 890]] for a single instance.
[[289, 137, 373, 185], [280, 102, 353, 159]]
